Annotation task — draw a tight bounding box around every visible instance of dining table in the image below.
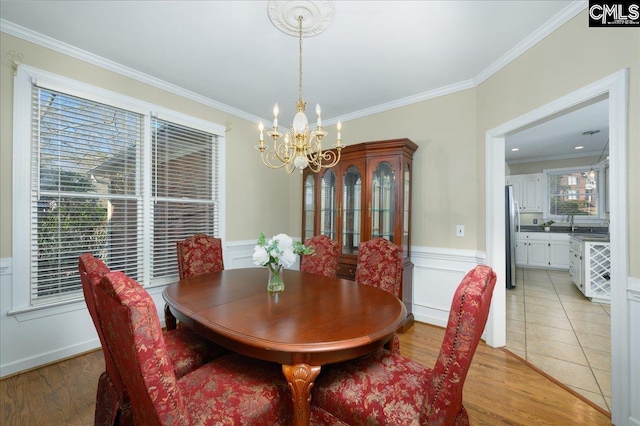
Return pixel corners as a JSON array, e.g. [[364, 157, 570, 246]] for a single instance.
[[162, 267, 406, 426]]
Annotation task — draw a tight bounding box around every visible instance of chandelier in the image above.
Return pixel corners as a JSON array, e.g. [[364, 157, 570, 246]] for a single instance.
[[257, 9, 343, 173]]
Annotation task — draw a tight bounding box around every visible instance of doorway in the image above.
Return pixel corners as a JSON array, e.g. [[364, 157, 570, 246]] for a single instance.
[[484, 70, 629, 425], [502, 97, 611, 411]]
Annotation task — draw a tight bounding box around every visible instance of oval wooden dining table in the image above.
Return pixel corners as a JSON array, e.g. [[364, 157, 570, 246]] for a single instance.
[[163, 267, 406, 426]]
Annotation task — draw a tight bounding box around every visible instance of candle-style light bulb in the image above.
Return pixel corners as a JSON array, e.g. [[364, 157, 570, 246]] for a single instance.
[[336, 120, 342, 146], [258, 121, 264, 143], [273, 103, 279, 128], [316, 103, 322, 127]]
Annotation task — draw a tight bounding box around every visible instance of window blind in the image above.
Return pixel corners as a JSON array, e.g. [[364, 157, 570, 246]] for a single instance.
[[30, 85, 144, 304], [548, 169, 600, 217], [150, 118, 220, 280]]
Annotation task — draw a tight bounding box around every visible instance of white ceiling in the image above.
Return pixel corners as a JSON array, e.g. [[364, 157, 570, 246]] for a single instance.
[[506, 98, 609, 164], [1, 0, 606, 162]]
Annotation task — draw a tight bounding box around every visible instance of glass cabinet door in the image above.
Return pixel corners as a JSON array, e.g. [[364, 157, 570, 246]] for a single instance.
[[371, 161, 395, 242], [320, 170, 337, 239], [342, 165, 362, 255], [303, 174, 315, 241], [403, 164, 410, 255]]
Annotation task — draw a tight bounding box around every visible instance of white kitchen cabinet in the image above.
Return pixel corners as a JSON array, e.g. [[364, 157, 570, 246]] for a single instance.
[[506, 173, 543, 212], [527, 237, 549, 267], [516, 232, 570, 270], [506, 175, 523, 208], [569, 237, 584, 292], [549, 233, 570, 269]]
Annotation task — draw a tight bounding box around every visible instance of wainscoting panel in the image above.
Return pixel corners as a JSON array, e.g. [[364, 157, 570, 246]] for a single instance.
[[225, 240, 259, 269], [410, 246, 485, 328]]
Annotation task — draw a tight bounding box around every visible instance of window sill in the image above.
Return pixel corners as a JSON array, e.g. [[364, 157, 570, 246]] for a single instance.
[[7, 298, 86, 322]]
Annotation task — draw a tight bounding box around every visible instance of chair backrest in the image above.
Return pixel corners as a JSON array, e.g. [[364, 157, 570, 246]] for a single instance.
[[176, 234, 224, 279], [78, 254, 124, 394], [421, 265, 497, 425], [300, 235, 340, 278], [96, 271, 189, 425], [354, 237, 402, 297]]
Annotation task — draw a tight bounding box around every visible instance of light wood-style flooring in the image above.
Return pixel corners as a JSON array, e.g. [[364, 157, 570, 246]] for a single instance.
[[1, 322, 611, 425]]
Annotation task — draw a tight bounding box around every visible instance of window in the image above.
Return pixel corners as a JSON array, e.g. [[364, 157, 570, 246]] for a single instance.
[[544, 165, 604, 221], [13, 67, 225, 310]]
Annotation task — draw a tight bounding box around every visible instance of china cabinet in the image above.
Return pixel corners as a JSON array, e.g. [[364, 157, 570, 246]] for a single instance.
[[302, 138, 418, 331]]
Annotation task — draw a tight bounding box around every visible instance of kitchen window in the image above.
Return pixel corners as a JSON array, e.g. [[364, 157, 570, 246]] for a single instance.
[[12, 66, 225, 311], [543, 165, 605, 222]]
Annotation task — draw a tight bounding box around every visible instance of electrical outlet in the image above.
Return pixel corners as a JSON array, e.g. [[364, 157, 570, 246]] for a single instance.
[[533, 219, 538, 224], [456, 225, 465, 237]]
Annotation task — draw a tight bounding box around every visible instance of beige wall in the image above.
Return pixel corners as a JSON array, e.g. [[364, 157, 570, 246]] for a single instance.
[[0, 33, 295, 258], [327, 89, 478, 249], [2, 10, 638, 277]]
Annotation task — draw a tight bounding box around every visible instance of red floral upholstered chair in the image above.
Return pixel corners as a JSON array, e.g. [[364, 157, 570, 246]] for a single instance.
[[300, 235, 340, 278], [311, 265, 497, 426], [355, 237, 403, 351], [355, 237, 402, 297], [79, 253, 226, 426], [165, 234, 226, 330], [176, 234, 224, 279], [95, 270, 291, 425]]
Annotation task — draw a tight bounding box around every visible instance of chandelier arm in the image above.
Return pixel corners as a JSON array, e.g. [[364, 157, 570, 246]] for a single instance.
[[260, 150, 298, 172]]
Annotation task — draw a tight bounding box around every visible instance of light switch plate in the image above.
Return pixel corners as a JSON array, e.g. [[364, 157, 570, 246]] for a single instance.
[[456, 225, 465, 237]]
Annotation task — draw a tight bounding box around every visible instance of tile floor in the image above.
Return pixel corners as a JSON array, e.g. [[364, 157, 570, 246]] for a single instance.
[[505, 267, 611, 412]]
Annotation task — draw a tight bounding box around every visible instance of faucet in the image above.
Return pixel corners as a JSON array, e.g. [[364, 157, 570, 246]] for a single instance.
[[565, 214, 576, 232]]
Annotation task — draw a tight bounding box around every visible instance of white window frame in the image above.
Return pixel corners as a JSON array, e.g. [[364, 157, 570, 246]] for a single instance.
[[11, 65, 226, 316], [542, 164, 605, 223]]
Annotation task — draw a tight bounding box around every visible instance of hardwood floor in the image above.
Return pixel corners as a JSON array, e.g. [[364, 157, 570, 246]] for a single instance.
[[1, 322, 611, 425]]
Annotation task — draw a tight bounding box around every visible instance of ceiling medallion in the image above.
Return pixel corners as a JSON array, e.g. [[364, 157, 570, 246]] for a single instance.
[[268, 0, 334, 37]]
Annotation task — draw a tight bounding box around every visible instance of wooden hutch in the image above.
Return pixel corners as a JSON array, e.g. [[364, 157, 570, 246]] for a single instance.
[[302, 138, 418, 331]]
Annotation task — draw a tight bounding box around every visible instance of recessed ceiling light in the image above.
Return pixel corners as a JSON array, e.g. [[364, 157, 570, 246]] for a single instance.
[[511, 148, 519, 152], [574, 146, 584, 150]]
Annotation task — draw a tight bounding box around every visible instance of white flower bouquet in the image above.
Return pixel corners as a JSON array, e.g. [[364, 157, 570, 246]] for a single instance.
[[253, 233, 313, 292]]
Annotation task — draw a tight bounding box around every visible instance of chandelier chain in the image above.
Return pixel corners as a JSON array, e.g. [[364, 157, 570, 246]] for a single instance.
[[298, 15, 304, 105]]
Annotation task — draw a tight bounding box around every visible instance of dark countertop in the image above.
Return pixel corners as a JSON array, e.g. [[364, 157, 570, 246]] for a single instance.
[[570, 233, 610, 242], [520, 225, 609, 234]]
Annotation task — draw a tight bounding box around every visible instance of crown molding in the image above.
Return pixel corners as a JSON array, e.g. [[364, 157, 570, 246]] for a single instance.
[[473, 1, 587, 86], [337, 79, 476, 123], [1, 2, 586, 123], [0, 19, 261, 124], [331, 1, 587, 122]]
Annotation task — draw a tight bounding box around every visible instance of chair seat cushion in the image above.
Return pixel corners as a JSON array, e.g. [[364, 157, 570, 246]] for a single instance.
[[313, 348, 431, 425], [178, 353, 292, 425], [164, 327, 227, 379]]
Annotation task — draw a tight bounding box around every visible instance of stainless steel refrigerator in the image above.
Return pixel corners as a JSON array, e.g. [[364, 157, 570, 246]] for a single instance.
[[505, 185, 520, 289]]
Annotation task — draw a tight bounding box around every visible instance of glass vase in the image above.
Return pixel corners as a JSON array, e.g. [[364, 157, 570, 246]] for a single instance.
[[267, 264, 285, 292]]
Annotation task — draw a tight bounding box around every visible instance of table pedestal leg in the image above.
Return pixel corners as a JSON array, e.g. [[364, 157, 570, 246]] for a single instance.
[[282, 363, 321, 426]]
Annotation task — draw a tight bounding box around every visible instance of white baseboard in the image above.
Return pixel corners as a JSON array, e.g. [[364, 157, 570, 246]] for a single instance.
[[0, 338, 101, 378]]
